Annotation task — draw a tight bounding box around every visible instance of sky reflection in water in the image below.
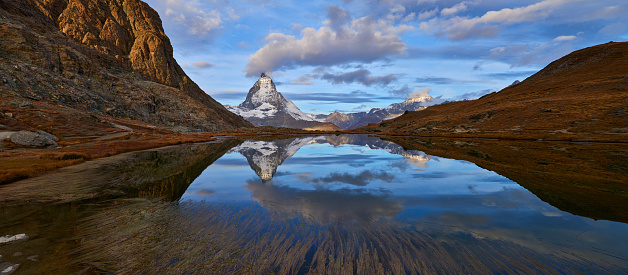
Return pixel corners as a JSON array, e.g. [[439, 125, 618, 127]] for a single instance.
[[181, 135, 628, 267]]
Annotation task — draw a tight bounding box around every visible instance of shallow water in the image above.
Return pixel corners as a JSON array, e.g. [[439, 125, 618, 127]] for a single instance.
[[1, 135, 627, 274]]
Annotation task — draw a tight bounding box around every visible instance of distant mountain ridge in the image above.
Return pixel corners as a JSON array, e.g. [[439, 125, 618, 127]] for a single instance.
[[320, 95, 433, 130], [227, 73, 432, 130]]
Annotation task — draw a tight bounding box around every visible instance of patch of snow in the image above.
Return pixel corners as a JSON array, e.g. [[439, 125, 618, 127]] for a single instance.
[[283, 98, 318, 121], [231, 141, 279, 156]]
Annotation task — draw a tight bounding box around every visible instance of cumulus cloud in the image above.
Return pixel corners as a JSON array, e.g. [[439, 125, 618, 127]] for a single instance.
[[162, 0, 223, 36], [243, 13, 413, 76], [441, 1, 472, 16], [386, 4, 407, 22], [418, 8, 439, 20], [409, 88, 431, 99], [191, 61, 214, 68], [420, 0, 576, 40], [325, 5, 351, 31]]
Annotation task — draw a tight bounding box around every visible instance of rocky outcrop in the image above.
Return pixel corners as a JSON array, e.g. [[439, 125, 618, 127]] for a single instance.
[[0, 0, 251, 131], [9, 130, 59, 148]]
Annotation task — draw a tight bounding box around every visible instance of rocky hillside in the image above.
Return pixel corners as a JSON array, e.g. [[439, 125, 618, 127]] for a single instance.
[[0, 0, 251, 135], [226, 73, 340, 131], [358, 42, 628, 142]]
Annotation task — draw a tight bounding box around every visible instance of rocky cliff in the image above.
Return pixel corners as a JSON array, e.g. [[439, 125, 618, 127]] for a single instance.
[[0, 0, 251, 133]]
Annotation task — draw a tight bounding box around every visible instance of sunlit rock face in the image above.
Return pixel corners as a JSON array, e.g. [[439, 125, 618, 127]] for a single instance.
[[226, 74, 340, 130], [0, 0, 251, 131], [231, 135, 430, 182]]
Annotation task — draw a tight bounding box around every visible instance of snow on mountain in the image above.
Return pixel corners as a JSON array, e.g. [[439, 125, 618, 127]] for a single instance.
[[225, 73, 337, 130], [230, 135, 430, 182], [321, 94, 433, 130], [226, 73, 432, 130]]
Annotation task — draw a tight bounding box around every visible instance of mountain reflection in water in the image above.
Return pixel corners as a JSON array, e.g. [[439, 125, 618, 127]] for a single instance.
[[0, 135, 626, 274]]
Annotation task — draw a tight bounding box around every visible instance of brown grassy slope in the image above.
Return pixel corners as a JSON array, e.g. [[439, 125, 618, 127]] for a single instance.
[[385, 136, 628, 224], [357, 42, 628, 142]]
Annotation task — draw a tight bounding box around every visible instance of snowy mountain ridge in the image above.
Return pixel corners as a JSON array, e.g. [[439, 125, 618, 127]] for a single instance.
[[226, 73, 336, 130]]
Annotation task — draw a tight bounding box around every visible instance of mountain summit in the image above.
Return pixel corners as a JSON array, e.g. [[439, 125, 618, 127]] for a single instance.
[[226, 74, 340, 130]]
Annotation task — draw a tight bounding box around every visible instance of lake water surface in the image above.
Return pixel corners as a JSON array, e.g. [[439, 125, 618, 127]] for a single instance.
[[1, 135, 627, 274]]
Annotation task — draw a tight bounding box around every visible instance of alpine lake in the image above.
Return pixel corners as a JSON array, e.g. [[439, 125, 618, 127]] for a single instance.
[[1, 135, 627, 274]]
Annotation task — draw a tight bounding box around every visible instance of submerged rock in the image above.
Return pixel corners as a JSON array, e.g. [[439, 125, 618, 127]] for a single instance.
[[0, 234, 29, 245], [0, 262, 20, 275], [9, 131, 58, 148]]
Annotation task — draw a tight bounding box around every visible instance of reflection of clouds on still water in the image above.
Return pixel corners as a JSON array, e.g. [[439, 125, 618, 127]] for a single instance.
[[1, 135, 627, 273]]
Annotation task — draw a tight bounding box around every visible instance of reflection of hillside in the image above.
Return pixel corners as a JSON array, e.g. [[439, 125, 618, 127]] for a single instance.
[[232, 135, 431, 181], [324, 135, 431, 168], [386, 137, 628, 223], [0, 141, 240, 273], [244, 180, 402, 223], [0, 141, 239, 204]]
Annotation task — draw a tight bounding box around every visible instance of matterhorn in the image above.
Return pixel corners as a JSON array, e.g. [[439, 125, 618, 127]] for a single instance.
[[226, 73, 340, 130]]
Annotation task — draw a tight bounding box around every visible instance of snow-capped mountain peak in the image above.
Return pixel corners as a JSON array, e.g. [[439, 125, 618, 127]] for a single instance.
[[225, 73, 338, 130]]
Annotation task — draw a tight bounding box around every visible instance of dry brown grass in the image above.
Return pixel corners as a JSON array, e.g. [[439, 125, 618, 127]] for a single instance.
[[356, 42, 628, 143]]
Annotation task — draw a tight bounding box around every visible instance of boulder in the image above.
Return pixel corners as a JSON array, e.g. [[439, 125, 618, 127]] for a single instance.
[[9, 131, 58, 148], [0, 131, 15, 140]]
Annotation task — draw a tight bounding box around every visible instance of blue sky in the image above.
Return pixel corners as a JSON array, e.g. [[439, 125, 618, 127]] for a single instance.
[[144, 0, 628, 114]]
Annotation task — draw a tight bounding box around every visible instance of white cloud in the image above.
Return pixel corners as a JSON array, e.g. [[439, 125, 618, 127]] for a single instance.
[[418, 8, 439, 20], [409, 88, 431, 98], [420, 0, 582, 40], [553, 35, 576, 42], [162, 0, 223, 36], [441, 1, 471, 17], [243, 15, 413, 76], [386, 4, 407, 22]]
